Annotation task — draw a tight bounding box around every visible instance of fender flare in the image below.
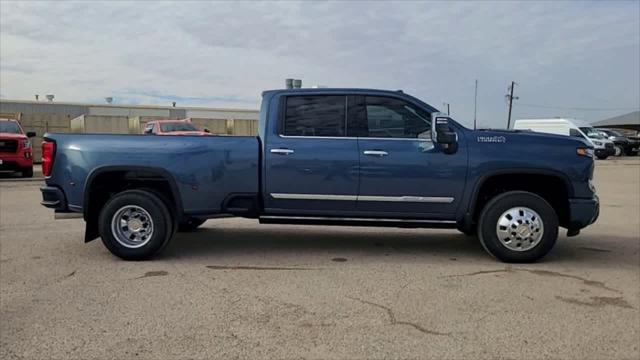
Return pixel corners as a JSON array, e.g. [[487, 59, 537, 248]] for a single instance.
[[462, 167, 574, 220], [82, 165, 184, 242]]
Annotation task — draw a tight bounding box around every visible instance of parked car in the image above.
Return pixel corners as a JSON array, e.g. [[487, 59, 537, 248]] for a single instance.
[[0, 118, 36, 177], [598, 128, 639, 156], [40, 88, 599, 263], [513, 118, 615, 159], [143, 119, 212, 136]]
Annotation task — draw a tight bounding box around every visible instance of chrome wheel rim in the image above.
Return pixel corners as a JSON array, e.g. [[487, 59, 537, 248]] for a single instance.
[[110, 205, 154, 248], [496, 207, 544, 252], [614, 146, 622, 156]]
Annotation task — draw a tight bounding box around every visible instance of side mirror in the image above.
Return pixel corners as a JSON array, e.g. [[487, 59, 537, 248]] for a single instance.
[[431, 113, 458, 154], [26, 131, 36, 138]]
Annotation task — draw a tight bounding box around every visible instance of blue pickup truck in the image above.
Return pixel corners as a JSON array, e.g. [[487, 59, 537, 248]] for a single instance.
[[40, 88, 599, 262]]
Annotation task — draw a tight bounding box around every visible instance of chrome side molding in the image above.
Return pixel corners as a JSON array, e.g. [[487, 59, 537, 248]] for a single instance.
[[270, 193, 357, 201], [270, 193, 454, 203]]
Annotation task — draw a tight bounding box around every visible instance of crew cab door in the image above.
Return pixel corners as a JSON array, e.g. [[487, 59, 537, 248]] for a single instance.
[[351, 95, 467, 217], [263, 95, 359, 214]]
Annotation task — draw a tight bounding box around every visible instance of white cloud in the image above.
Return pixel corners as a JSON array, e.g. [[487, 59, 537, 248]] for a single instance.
[[1, 0, 638, 127]]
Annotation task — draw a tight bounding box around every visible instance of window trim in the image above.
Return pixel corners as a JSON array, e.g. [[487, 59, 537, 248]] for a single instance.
[[277, 92, 436, 141]]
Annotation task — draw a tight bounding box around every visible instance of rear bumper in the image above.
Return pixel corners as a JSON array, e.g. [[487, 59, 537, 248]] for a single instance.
[[568, 195, 599, 230], [40, 186, 68, 211]]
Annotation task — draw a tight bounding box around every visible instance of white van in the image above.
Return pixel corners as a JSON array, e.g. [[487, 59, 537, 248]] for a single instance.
[[513, 118, 615, 159]]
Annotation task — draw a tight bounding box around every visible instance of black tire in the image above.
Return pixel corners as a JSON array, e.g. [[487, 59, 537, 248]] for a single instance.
[[596, 154, 608, 160], [477, 191, 558, 263], [98, 190, 174, 260], [178, 218, 206, 232], [21, 167, 33, 178]]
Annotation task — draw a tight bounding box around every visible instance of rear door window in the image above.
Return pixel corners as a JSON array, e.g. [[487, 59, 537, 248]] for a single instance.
[[283, 95, 346, 137]]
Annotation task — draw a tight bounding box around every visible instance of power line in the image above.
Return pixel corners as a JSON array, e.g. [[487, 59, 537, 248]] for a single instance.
[[516, 103, 639, 111]]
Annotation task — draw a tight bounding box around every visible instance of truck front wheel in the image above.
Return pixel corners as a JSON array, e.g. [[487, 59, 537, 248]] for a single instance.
[[477, 191, 558, 263], [98, 190, 174, 260]]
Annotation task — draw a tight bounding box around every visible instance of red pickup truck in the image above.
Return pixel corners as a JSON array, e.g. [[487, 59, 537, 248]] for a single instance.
[[142, 119, 212, 136], [0, 119, 36, 177]]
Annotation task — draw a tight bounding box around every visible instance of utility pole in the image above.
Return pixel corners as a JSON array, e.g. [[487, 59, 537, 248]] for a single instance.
[[443, 102, 450, 115], [505, 81, 519, 129], [473, 79, 478, 130]]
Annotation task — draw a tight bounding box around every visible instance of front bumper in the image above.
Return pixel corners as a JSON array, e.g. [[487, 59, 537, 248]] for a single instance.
[[568, 195, 599, 230], [0, 152, 33, 171], [594, 148, 614, 157]]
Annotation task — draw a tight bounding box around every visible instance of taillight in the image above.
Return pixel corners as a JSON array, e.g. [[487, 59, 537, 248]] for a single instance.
[[42, 140, 55, 177]]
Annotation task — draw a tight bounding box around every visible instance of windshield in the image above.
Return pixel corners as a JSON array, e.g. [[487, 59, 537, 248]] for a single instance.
[[0, 121, 21, 134], [605, 129, 624, 137], [579, 127, 606, 139], [160, 122, 198, 132]]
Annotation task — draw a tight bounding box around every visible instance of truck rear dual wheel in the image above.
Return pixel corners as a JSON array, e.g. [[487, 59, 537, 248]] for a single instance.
[[478, 191, 558, 263], [98, 190, 174, 260]]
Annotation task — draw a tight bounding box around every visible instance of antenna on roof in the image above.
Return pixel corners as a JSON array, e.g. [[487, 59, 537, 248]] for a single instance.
[[46, 94, 54, 102], [105, 97, 113, 104], [35, 94, 39, 101]]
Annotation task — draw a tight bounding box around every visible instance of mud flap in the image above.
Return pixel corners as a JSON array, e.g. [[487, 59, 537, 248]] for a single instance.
[[84, 217, 99, 242]]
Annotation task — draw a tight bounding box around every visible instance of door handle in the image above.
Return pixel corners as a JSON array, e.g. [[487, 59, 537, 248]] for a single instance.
[[270, 148, 295, 155], [363, 150, 388, 157]]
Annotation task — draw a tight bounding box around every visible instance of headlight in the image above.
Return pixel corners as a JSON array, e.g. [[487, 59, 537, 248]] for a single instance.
[[577, 148, 594, 157], [21, 139, 32, 148]]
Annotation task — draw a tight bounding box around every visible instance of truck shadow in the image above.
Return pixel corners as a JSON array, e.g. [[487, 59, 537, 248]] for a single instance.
[[164, 226, 485, 261], [161, 225, 639, 268]]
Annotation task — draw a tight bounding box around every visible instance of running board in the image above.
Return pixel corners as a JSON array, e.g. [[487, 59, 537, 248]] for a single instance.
[[258, 216, 457, 229]]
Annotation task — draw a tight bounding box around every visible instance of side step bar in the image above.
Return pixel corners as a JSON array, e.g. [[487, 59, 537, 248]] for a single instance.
[[259, 216, 457, 229]]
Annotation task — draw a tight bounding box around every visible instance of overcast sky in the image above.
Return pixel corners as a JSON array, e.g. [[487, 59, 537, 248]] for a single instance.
[[1, 1, 639, 128]]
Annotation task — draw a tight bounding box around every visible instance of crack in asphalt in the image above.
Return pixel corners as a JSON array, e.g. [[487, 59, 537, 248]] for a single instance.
[[206, 265, 317, 271], [445, 267, 622, 294], [346, 296, 451, 336], [135, 270, 169, 279], [555, 296, 634, 309]]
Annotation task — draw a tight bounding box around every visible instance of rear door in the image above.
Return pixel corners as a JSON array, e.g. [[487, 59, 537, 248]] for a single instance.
[[263, 95, 360, 214], [352, 95, 467, 217]]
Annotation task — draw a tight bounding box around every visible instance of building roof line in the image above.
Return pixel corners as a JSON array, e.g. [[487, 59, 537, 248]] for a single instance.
[[0, 99, 258, 112]]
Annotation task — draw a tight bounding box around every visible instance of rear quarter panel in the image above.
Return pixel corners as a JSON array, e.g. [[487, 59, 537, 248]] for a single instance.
[[45, 134, 259, 214]]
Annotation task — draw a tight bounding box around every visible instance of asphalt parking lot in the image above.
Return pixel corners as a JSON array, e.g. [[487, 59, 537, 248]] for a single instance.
[[1, 159, 639, 360]]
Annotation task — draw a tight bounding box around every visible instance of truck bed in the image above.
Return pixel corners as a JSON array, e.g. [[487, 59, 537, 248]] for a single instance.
[[45, 133, 260, 214]]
